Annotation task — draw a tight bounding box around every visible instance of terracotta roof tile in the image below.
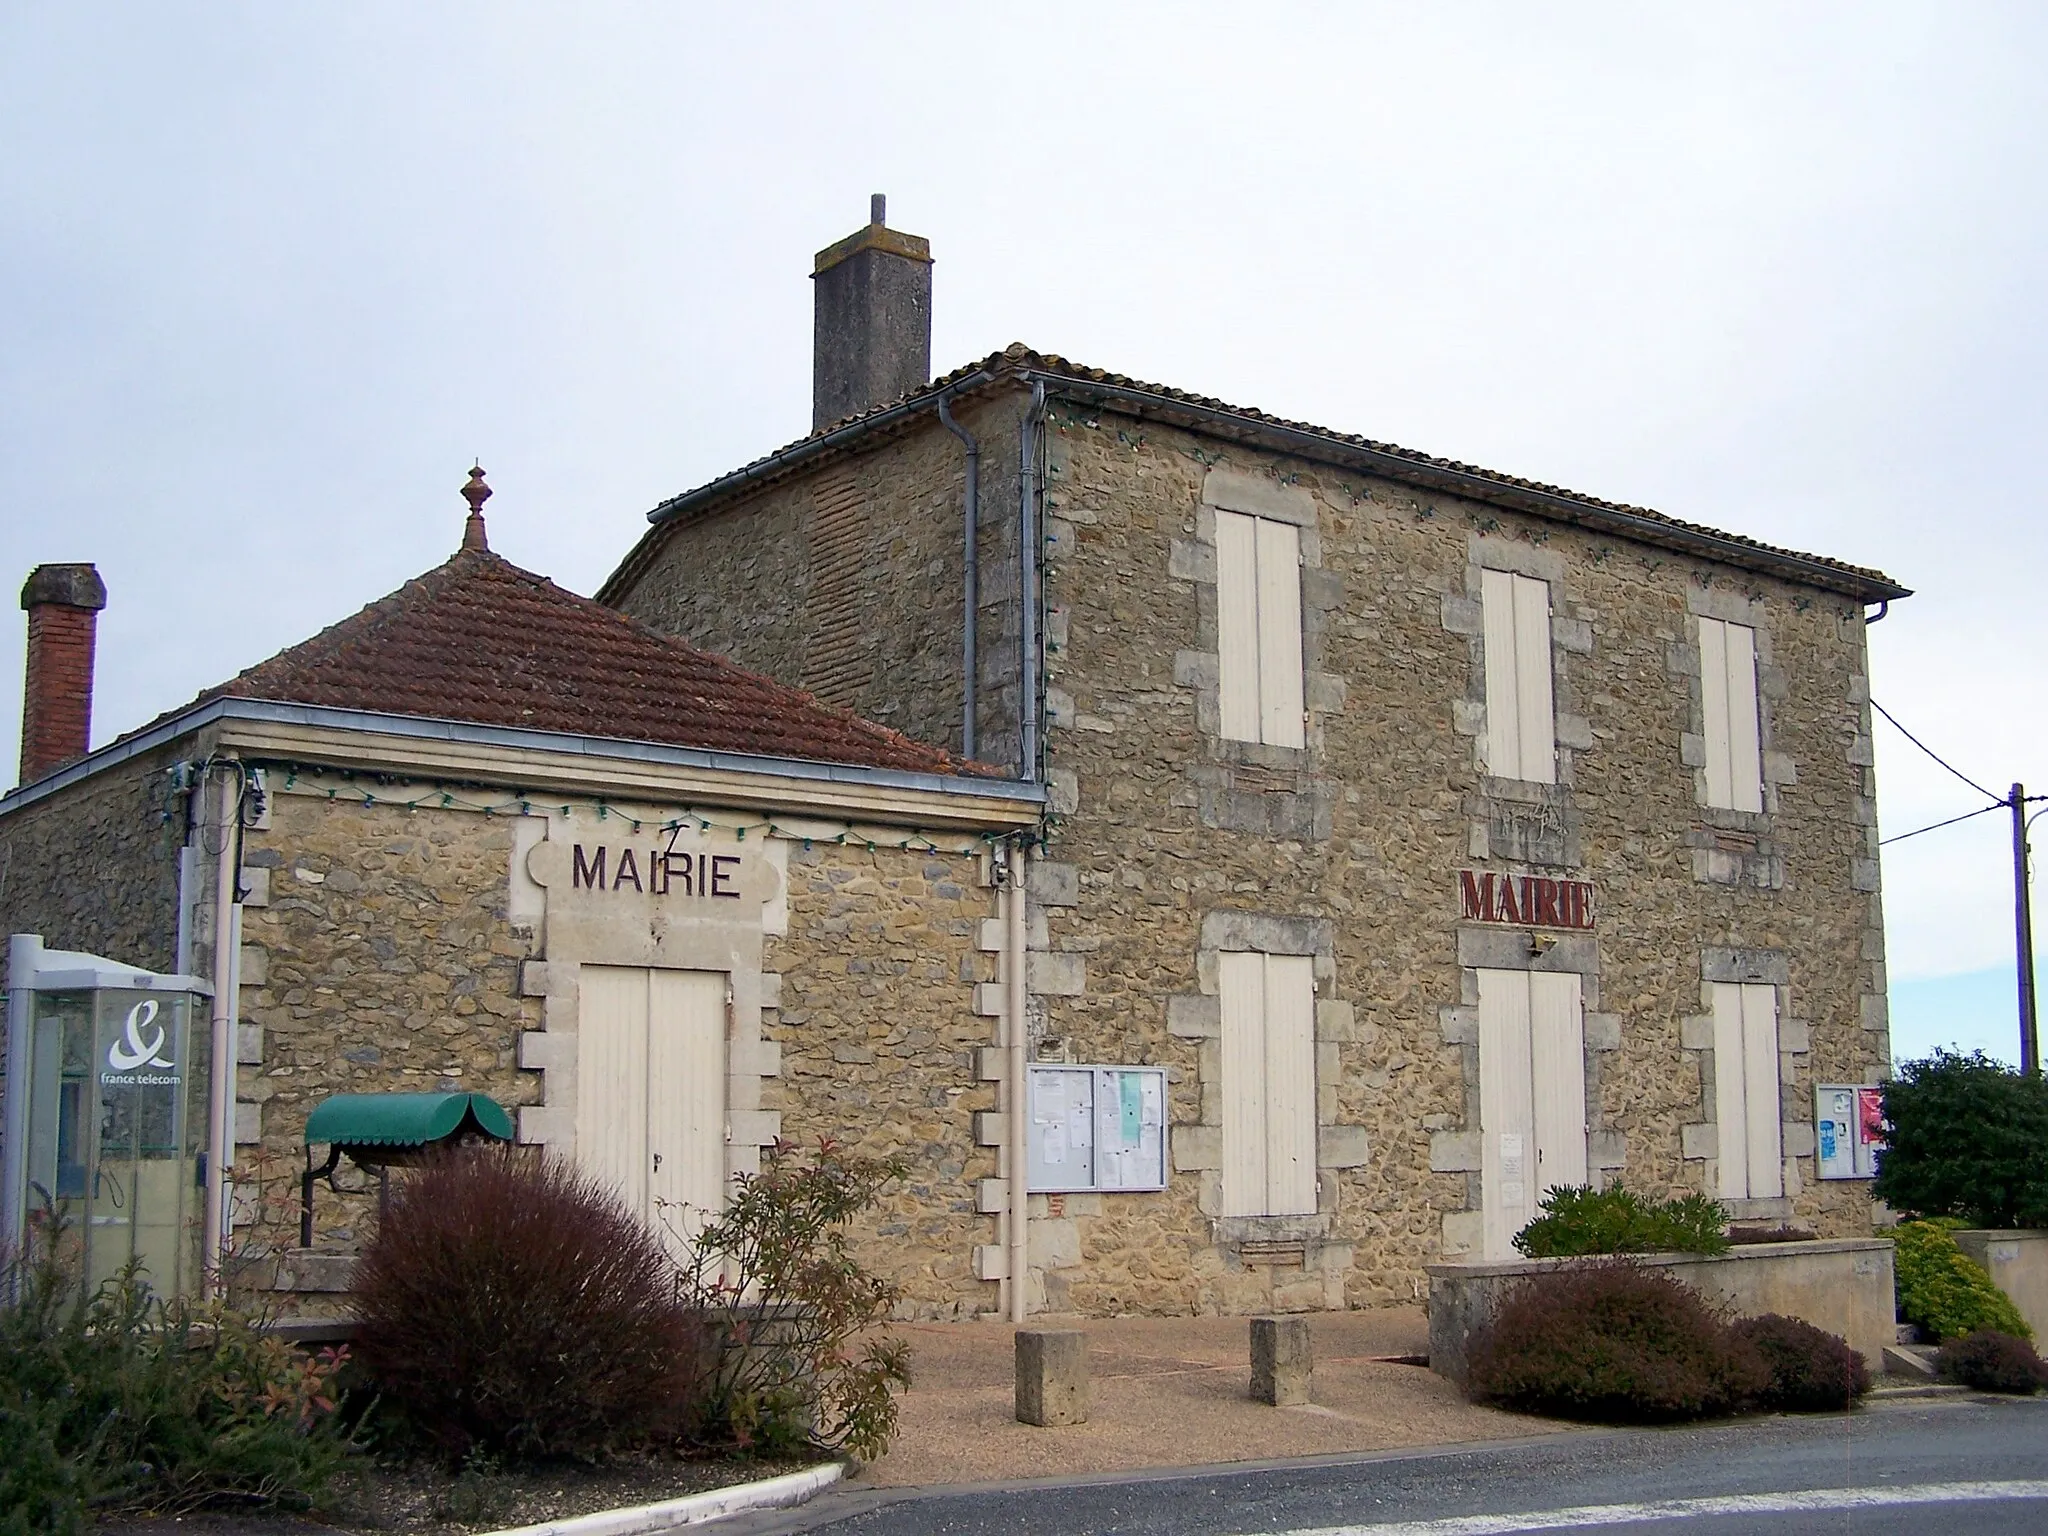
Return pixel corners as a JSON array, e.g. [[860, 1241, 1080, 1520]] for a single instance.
[[158, 548, 998, 778]]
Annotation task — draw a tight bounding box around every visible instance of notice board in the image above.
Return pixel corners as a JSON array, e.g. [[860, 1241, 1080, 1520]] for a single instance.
[[1026, 1065, 1168, 1194]]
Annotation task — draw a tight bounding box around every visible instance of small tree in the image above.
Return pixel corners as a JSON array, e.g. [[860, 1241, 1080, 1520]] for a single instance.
[[675, 1139, 912, 1463], [1874, 1051, 2048, 1230]]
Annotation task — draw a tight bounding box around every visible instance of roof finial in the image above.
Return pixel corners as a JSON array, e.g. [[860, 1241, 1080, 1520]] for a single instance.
[[871, 192, 886, 225], [460, 463, 492, 552]]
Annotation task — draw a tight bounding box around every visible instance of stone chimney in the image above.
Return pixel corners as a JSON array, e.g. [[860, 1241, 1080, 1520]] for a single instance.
[[812, 193, 932, 431], [18, 563, 107, 784]]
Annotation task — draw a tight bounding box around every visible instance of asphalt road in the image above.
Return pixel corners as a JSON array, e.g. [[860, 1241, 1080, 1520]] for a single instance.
[[725, 1395, 2048, 1536]]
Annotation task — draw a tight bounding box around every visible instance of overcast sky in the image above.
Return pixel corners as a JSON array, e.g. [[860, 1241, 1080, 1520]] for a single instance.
[[4, 4, 2043, 1061]]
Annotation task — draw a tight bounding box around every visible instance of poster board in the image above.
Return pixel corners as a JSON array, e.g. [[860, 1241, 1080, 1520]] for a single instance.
[[1815, 1083, 1885, 1180], [1026, 1065, 1168, 1193]]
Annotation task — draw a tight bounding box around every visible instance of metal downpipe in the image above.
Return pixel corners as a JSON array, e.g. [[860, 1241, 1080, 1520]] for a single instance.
[[1018, 382, 1046, 782], [937, 391, 980, 761]]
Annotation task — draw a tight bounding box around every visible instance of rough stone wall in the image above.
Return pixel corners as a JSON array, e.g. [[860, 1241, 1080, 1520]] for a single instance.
[[1026, 402, 1889, 1312], [609, 391, 1030, 766], [233, 793, 543, 1261], [0, 745, 186, 983], [763, 839, 1004, 1320]]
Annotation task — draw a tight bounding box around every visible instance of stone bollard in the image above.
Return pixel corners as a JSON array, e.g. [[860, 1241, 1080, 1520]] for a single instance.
[[1015, 1328, 1089, 1426], [1250, 1315, 1313, 1406]]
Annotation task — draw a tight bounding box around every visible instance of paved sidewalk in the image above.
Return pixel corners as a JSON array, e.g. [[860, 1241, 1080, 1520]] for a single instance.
[[860, 1307, 1569, 1488]]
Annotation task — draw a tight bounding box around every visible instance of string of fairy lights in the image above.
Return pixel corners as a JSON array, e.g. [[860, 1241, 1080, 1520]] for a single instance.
[[254, 760, 1045, 856]]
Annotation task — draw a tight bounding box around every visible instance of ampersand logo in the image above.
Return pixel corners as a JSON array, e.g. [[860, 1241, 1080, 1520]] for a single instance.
[[107, 999, 174, 1071]]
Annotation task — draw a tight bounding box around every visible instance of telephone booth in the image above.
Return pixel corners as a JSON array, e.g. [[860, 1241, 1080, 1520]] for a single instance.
[[2, 934, 212, 1299]]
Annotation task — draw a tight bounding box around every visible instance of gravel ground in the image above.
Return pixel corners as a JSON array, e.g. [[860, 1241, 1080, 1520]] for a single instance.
[[858, 1306, 1570, 1488]]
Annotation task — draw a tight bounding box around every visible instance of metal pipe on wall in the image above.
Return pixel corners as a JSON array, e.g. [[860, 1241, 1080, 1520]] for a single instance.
[[1017, 383, 1046, 782], [1005, 840, 1030, 1322], [937, 391, 980, 762], [202, 766, 239, 1295]]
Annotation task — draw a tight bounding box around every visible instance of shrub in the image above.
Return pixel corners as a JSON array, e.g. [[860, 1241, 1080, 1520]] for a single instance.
[[677, 1139, 912, 1462], [1466, 1263, 1768, 1422], [1939, 1330, 2048, 1394], [1513, 1184, 1731, 1258], [0, 1228, 350, 1530], [1731, 1314, 1869, 1411], [1892, 1219, 2031, 1342], [1726, 1225, 1818, 1245], [350, 1147, 708, 1461], [1874, 1051, 2048, 1229]]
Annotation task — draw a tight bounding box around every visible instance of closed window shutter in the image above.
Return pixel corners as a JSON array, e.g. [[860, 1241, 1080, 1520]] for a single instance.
[[1215, 510, 1305, 747], [1712, 981, 1783, 1198], [1216, 513, 1262, 743], [1529, 972, 1588, 1197], [1478, 968, 1586, 1260], [1219, 951, 1317, 1217], [1261, 954, 1318, 1215], [1699, 618, 1764, 812], [1482, 570, 1555, 782]]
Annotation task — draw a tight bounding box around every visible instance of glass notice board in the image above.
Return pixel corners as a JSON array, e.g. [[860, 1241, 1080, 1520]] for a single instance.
[[1026, 1065, 1167, 1194]]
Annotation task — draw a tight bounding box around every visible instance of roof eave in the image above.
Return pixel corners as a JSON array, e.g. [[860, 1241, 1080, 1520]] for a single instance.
[[0, 697, 1046, 829]]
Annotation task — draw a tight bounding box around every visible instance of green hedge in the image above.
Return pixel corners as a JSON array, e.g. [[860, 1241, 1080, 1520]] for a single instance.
[[1874, 1051, 2048, 1229], [1893, 1219, 2031, 1342], [1514, 1184, 1730, 1258]]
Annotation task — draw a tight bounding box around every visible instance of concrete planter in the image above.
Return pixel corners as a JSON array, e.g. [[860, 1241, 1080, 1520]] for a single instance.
[[1426, 1238, 1896, 1384], [1952, 1230, 2048, 1340]]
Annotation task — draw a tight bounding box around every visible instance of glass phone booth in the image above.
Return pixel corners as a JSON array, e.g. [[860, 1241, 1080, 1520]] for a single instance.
[[3, 934, 211, 1300]]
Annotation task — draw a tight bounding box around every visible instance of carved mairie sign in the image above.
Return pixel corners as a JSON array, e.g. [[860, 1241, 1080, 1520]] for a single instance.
[[1459, 869, 1595, 931]]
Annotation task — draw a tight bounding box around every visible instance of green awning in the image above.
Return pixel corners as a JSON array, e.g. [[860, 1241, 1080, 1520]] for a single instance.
[[303, 1092, 515, 1149]]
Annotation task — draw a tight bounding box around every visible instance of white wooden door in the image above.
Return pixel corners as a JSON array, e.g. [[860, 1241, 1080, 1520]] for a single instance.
[[1477, 968, 1586, 1259], [577, 966, 726, 1249], [1712, 981, 1783, 1199], [1219, 951, 1318, 1218]]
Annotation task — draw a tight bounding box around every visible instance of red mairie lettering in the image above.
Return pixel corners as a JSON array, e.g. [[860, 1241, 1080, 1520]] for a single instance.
[[1457, 870, 1595, 931]]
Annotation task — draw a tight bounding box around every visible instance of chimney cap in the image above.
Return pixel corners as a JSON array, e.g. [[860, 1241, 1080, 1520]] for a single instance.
[[21, 563, 107, 613], [813, 196, 931, 277]]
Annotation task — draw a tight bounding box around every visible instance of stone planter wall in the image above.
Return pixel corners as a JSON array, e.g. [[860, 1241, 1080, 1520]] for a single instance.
[[1426, 1238, 1896, 1383], [1953, 1230, 2048, 1340]]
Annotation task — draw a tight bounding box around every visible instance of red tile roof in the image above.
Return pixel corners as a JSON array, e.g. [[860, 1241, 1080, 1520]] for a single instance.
[[602, 343, 1908, 605], [170, 546, 997, 778]]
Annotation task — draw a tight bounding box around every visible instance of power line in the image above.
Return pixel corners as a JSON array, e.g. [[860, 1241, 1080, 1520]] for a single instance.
[[1870, 700, 2004, 805], [1880, 801, 2007, 847]]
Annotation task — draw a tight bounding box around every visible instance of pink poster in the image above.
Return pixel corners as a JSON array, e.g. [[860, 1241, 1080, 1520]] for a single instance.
[[1857, 1088, 1887, 1149]]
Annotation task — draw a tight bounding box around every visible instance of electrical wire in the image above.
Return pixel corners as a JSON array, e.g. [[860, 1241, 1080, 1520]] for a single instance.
[[1870, 700, 2004, 804], [1879, 801, 2007, 846]]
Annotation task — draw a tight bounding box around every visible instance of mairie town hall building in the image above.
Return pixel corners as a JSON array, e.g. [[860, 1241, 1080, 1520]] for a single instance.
[[1, 202, 1908, 1321]]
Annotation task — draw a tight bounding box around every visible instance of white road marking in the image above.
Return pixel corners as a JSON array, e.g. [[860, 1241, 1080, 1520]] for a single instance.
[[1261, 1480, 2048, 1535]]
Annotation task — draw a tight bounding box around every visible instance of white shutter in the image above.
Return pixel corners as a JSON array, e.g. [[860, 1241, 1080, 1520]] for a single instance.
[[1711, 982, 1749, 1198], [1255, 519, 1305, 749], [1262, 954, 1318, 1216], [1477, 969, 1537, 1261], [1483, 571, 1555, 782], [1215, 511, 1261, 743], [1481, 569, 1521, 779], [577, 966, 651, 1215], [647, 969, 727, 1247], [1739, 983, 1783, 1198], [1512, 575, 1556, 783], [1700, 618, 1764, 812], [1529, 972, 1588, 1199], [1723, 623, 1764, 813], [1219, 951, 1268, 1218], [1220, 952, 1317, 1217]]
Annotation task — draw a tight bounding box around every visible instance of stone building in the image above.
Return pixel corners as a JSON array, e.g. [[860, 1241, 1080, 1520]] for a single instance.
[[596, 204, 1912, 1315], [0, 478, 1042, 1316]]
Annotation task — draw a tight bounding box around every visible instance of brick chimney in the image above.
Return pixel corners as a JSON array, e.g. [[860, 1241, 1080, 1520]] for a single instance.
[[18, 563, 107, 785], [812, 193, 933, 431]]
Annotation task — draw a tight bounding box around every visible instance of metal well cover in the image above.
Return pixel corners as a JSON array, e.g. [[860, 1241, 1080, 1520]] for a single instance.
[[302, 1091, 514, 1148]]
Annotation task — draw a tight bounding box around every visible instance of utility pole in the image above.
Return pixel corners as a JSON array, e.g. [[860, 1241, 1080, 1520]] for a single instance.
[[2015, 783, 2040, 1076]]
